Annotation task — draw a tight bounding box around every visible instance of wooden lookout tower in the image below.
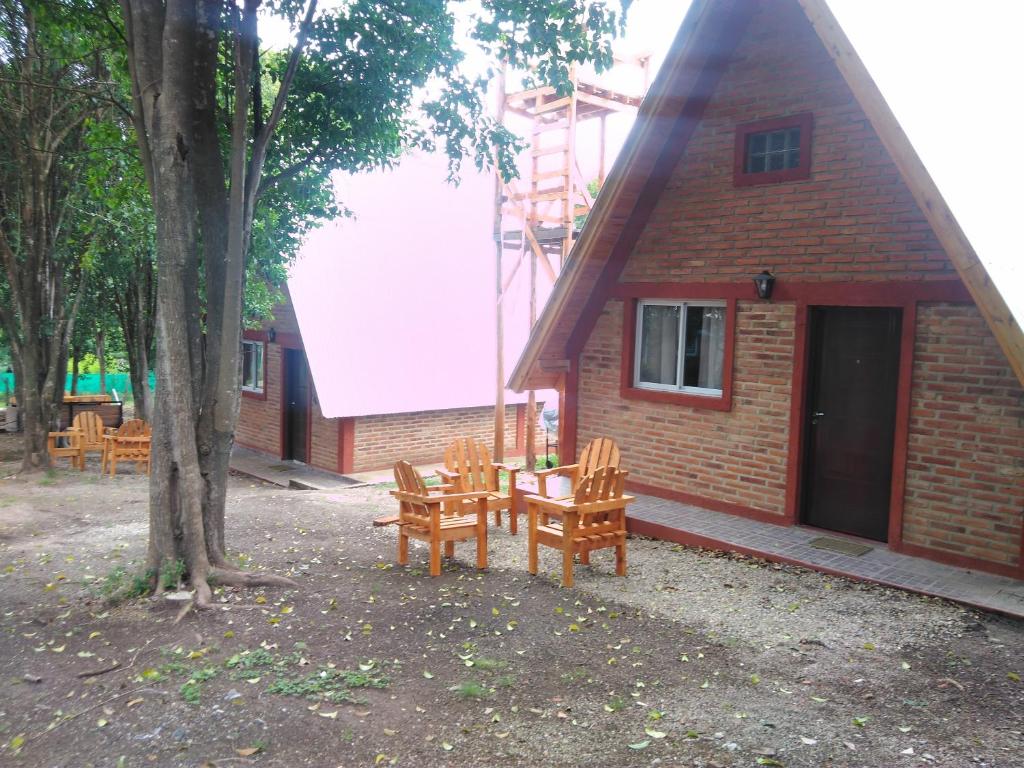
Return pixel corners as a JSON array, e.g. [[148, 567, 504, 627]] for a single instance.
[[492, 60, 649, 465]]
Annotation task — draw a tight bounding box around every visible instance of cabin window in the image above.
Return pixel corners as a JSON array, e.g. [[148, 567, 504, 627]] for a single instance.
[[634, 300, 726, 396], [242, 340, 265, 394], [734, 113, 812, 186]]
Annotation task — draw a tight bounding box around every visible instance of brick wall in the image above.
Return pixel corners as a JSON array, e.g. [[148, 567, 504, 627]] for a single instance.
[[578, 299, 793, 514], [353, 404, 545, 473], [902, 304, 1024, 568], [235, 346, 339, 473], [237, 344, 282, 456], [621, 0, 953, 285]]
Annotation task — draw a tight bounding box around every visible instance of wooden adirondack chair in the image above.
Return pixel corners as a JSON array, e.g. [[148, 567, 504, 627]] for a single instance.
[[534, 436, 620, 498], [105, 419, 152, 476], [391, 461, 489, 577], [437, 438, 521, 533], [47, 411, 105, 470], [526, 465, 634, 588]]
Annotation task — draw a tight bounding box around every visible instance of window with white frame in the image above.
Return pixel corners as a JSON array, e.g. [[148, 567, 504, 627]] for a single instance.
[[242, 340, 265, 393], [634, 300, 726, 395]]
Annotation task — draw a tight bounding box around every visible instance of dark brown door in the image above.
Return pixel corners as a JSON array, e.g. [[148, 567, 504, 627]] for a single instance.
[[283, 348, 309, 463], [801, 307, 902, 541]]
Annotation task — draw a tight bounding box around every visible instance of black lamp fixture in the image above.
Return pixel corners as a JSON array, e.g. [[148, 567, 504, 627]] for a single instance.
[[753, 270, 776, 301], [267, 327, 277, 343]]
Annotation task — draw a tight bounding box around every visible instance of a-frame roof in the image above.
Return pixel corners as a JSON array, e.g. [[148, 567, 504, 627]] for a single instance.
[[509, 0, 1024, 392]]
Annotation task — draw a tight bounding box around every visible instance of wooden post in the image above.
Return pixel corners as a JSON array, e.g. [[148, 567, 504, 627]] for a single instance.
[[561, 67, 578, 267], [492, 64, 507, 462], [525, 243, 537, 469]]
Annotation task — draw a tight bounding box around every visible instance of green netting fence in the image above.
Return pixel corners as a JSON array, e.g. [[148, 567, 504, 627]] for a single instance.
[[0, 372, 156, 405]]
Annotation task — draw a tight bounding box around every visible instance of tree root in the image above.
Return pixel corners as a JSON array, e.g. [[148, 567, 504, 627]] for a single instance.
[[208, 566, 298, 589]]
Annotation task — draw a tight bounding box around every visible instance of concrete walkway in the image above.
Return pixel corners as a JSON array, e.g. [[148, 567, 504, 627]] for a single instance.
[[230, 445, 360, 490], [628, 494, 1024, 620]]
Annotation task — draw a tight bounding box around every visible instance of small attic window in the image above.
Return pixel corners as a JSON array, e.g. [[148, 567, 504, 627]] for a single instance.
[[734, 113, 813, 187]]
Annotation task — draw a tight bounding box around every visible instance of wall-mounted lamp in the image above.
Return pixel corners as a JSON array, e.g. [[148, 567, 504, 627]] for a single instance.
[[267, 327, 277, 343], [752, 270, 776, 301]]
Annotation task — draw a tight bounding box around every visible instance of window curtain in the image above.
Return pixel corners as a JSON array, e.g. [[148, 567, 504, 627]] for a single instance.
[[697, 307, 725, 389]]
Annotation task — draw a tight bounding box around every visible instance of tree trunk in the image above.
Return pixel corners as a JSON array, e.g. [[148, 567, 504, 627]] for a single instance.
[[123, 0, 296, 605], [96, 330, 106, 396], [70, 345, 81, 395]]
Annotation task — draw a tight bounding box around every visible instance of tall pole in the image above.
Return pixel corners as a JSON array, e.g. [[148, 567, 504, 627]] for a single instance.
[[492, 64, 507, 462]]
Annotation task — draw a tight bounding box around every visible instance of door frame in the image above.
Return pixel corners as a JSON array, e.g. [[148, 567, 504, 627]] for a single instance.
[[279, 343, 312, 464], [784, 298, 917, 551]]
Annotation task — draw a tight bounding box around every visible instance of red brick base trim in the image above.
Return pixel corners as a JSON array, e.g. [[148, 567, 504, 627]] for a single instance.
[[898, 542, 1022, 581], [626, 480, 789, 527]]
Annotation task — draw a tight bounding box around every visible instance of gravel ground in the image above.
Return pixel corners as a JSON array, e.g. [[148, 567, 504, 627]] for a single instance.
[[0, 436, 1022, 768]]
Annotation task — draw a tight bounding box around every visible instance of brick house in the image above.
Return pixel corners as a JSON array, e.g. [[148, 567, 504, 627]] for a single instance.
[[510, 0, 1024, 579], [238, 287, 544, 474]]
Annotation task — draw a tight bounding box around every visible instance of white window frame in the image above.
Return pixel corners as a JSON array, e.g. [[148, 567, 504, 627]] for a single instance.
[[241, 339, 265, 394], [633, 299, 726, 397]]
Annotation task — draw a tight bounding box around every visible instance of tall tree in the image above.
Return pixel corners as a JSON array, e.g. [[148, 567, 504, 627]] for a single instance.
[[0, 0, 114, 470], [118, 0, 626, 605]]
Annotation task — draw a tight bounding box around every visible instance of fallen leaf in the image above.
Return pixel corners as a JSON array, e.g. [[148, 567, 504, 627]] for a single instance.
[[423, 671, 434, 679], [644, 727, 666, 739], [319, 711, 338, 719], [236, 746, 261, 757], [799, 736, 817, 745], [628, 740, 650, 750]]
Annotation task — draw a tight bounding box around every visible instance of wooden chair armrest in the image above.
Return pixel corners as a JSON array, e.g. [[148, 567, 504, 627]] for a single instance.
[[48, 430, 77, 439], [523, 494, 576, 512], [492, 462, 519, 472], [435, 491, 490, 503], [426, 484, 456, 493], [535, 463, 577, 479], [390, 489, 487, 504], [435, 468, 459, 482], [576, 496, 635, 517]]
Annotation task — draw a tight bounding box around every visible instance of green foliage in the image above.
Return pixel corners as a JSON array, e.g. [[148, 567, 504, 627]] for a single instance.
[[267, 666, 389, 702], [452, 680, 490, 699], [99, 565, 152, 603], [160, 559, 186, 590], [180, 666, 220, 704]]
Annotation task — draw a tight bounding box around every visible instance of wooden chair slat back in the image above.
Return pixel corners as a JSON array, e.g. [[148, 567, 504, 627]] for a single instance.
[[578, 437, 620, 477], [444, 438, 493, 492], [74, 412, 105, 446], [393, 461, 432, 525], [394, 460, 428, 495], [574, 466, 628, 505], [118, 419, 148, 437]]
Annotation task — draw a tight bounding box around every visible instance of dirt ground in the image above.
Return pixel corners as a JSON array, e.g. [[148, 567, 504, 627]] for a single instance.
[[1, 434, 1022, 768]]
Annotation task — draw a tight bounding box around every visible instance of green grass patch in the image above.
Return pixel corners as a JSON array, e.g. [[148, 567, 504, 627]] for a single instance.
[[267, 667, 389, 703], [452, 680, 490, 700]]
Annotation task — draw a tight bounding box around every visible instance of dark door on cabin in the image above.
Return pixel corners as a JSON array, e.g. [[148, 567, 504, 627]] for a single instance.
[[283, 348, 310, 463], [801, 307, 901, 542]]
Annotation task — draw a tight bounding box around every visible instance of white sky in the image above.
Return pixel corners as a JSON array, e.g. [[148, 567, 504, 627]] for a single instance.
[[266, 0, 1023, 319]]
